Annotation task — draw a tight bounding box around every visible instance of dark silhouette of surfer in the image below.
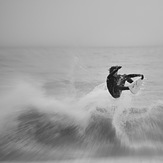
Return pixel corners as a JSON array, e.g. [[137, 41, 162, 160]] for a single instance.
[[106, 66, 144, 98]]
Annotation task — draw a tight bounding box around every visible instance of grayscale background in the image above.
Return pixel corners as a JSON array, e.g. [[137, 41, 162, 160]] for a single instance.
[[0, 0, 163, 162]]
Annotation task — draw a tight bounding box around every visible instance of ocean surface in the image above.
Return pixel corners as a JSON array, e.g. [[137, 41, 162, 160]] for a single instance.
[[0, 47, 163, 162]]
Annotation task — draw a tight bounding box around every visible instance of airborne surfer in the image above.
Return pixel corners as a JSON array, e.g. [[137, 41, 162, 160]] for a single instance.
[[106, 66, 144, 98]]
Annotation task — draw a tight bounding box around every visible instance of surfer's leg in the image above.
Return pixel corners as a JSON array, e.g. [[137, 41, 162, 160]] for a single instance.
[[117, 85, 129, 91]]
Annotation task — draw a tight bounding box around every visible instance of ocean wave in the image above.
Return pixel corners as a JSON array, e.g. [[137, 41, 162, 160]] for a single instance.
[[0, 80, 163, 160]]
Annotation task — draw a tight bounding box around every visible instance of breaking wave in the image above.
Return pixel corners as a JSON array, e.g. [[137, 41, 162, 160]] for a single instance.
[[0, 79, 163, 160]]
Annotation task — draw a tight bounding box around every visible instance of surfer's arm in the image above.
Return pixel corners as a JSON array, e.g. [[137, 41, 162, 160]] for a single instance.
[[127, 74, 144, 79], [121, 74, 133, 83]]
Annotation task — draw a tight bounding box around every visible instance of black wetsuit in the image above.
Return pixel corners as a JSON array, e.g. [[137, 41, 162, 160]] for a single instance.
[[106, 72, 141, 98]]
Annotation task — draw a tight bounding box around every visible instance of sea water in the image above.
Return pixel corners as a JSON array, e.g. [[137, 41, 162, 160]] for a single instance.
[[0, 47, 163, 162]]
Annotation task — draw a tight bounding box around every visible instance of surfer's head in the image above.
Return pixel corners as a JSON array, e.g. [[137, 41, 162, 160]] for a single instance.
[[109, 66, 122, 74]]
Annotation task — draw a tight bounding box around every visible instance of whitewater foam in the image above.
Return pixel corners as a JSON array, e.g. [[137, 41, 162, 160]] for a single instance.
[[0, 78, 163, 160]]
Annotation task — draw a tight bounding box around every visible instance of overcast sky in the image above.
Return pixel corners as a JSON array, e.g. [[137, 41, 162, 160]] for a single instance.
[[0, 0, 163, 47]]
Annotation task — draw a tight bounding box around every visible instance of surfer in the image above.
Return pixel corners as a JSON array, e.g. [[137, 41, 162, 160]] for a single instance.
[[106, 66, 144, 98]]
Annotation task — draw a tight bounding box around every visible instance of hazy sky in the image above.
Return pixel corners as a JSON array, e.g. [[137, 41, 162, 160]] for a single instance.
[[0, 0, 163, 47]]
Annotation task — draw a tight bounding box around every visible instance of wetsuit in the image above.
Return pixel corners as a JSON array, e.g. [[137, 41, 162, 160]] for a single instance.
[[106, 71, 142, 98]]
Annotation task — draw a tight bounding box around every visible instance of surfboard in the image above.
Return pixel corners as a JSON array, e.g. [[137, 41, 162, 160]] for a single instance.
[[129, 78, 143, 94]]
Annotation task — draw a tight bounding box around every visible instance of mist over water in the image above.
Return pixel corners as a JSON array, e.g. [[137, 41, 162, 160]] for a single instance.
[[0, 47, 163, 162]]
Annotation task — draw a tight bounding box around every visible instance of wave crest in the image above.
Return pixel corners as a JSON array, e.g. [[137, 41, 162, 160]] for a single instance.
[[0, 80, 163, 160]]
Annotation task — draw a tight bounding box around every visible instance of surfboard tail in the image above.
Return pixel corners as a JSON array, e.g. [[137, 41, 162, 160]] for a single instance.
[[129, 78, 143, 94]]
